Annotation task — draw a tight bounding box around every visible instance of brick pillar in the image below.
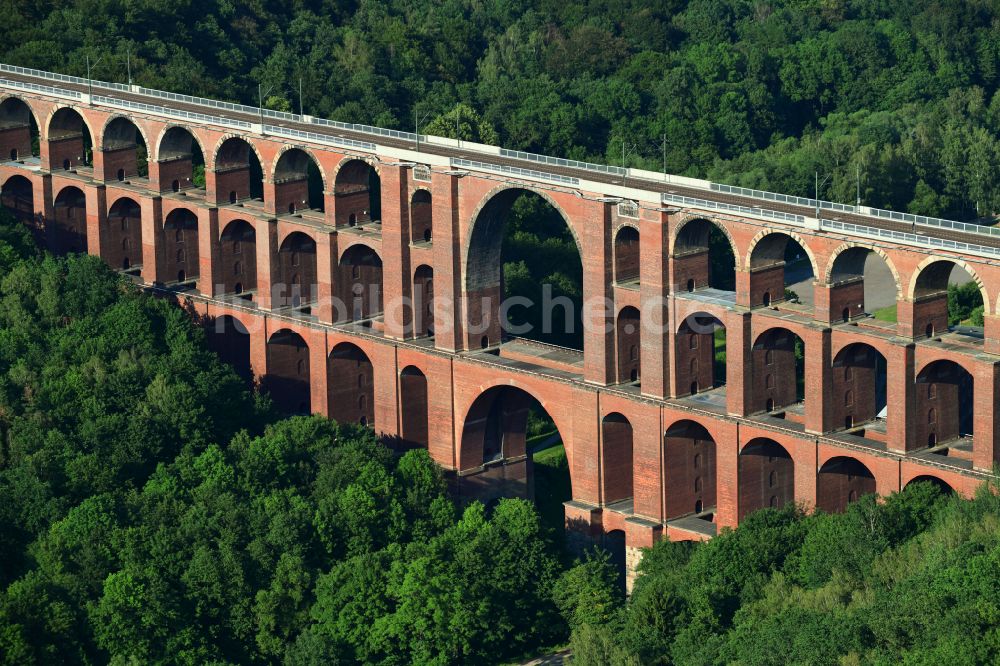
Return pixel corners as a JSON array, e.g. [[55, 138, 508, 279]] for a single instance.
[[196, 208, 216, 297], [85, 184, 105, 259], [726, 310, 752, 417], [896, 299, 916, 339], [632, 407, 662, 521], [715, 420, 740, 530], [140, 196, 162, 284], [564, 501, 604, 556], [249, 316, 268, 381], [373, 345, 400, 439], [432, 172, 462, 351], [425, 358, 456, 469], [985, 314, 1000, 355], [35, 173, 54, 221], [571, 390, 601, 505], [308, 328, 329, 417], [734, 268, 751, 308], [640, 210, 669, 398], [793, 439, 818, 513], [262, 180, 277, 217], [91, 145, 107, 182], [885, 342, 915, 453], [804, 326, 832, 434], [255, 218, 278, 310], [624, 518, 663, 594], [147, 160, 162, 192], [204, 168, 219, 205], [315, 230, 336, 324], [582, 201, 614, 385], [38, 131, 52, 172], [973, 359, 1000, 472], [380, 165, 410, 339]]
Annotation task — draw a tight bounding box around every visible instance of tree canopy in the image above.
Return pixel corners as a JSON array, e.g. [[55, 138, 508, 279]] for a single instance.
[[5, 0, 1000, 220]]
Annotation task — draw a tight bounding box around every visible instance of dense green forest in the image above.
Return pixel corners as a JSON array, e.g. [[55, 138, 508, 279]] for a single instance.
[[568, 482, 1000, 665], [5, 0, 1000, 220], [0, 210, 572, 664]]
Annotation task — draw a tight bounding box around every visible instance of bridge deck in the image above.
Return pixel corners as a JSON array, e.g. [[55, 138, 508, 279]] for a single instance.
[[4, 69, 1000, 258]]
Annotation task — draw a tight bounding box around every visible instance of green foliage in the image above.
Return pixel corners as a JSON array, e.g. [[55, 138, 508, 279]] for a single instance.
[[0, 211, 565, 664], [948, 281, 985, 326], [566, 481, 1000, 665]]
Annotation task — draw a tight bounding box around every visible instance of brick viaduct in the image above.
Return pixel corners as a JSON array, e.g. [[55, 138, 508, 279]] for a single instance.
[[0, 66, 997, 573]]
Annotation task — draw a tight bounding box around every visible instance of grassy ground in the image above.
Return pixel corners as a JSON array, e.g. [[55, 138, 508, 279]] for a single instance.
[[872, 304, 898, 322], [532, 440, 572, 548]]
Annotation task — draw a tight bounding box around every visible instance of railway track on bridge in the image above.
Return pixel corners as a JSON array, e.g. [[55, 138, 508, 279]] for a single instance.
[[4, 68, 1000, 255]]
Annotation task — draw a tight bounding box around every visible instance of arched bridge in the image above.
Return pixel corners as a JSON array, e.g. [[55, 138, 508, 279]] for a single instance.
[[1, 64, 995, 579]]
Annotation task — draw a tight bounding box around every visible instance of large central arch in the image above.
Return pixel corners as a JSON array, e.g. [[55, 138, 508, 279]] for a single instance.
[[464, 187, 583, 350]]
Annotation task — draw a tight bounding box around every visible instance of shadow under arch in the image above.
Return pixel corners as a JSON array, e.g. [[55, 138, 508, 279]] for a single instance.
[[663, 419, 718, 519], [825, 244, 900, 323], [672, 216, 737, 292], [205, 314, 253, 385], [328, 341, 374, 426], [264, 328, 311, 414], [747, 230, 816, 308], [817, 456, 876, 513], [738, 437, 795, 520], [458, 384, 570, 511], [464, 186, 583, 350], [0, 95, 41, 161]]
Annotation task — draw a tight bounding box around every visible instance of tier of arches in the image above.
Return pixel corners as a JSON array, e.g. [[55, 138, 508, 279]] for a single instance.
[[1, 94, 997, 321]]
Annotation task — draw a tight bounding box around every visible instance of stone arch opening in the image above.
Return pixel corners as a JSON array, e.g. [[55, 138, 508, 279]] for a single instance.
[[738, 438, 794, 519], [832, 343, 887, 434], [615, 306, 641, 384], [157, 126, 205, 193], [664, 420, 717, 520], [676, 312, 726, 396], [163, 208, 199, 285], [752, 327, 805, 415], [460, 385, 570, 513], [672, 217, 736, 292], [601, 413, 633, 505], [275, 148, 324, 214], [0, 96, 40, 161], [206, 315, 252, 385], [265, 329, 310, 414], [220, 219, 256, 298], [339, 244, 383, 322], [52, 186, 87, 254], [460, 385, 558, 466], [48, 107, 92, 171], [912, 260, 983, 338], [102, 117, 148, 182], [1, 174, 35, 226], [328, 342, 374, 426], [399, 366, 428, 448], [335, 159, 380, 226], [904, 475, 954, 495], [817, 456, 876, 513], [106, 197, 143, 271], [916, 359, 974, 449], [614, 225, 639, 286], [748, 232, 814, 308], [410, 189, 432, 242], [466, 188, 583, 350], [413, 264, 434, 338], [215, 137, 263, 204], [827, 246, 898, 323], [276, 232, 317, 308]]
